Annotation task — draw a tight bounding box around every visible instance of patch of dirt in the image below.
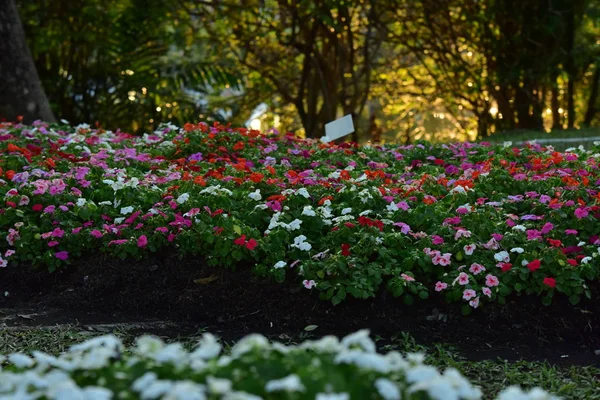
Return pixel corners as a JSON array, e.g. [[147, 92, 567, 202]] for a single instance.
[[1, 251, 599, 366]]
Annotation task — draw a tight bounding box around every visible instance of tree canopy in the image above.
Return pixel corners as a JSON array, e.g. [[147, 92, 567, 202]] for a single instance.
[[7, 0, 600, 142]]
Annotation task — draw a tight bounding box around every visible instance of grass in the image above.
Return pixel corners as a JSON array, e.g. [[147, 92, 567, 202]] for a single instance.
[[1, 325, 599, 399], [483, 127, 600, 150]]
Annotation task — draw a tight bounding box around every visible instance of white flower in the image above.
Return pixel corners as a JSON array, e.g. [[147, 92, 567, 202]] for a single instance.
[[177, 193, 190, 204], [578, 241, 586, 247], [296, 188, 310, 198], [265, 374, 305, 393], [497, 386, 559, 400], [120, 206, 134, 215], [191, 334, 222, 360], [113, 217, 125, 224], [386, 202, 399, 212], [207, 376, 232, 394], [273, 261, 287, 269], [581, 256, 592, 264], [290, 235, 312, 251], [8, 353, 35, 368], [494, 251, 510, 262], [302, 206, 316, 217], [510, 247, 524, 253], [76, 198, 87, 207], [231, 334, 269, 357], [341, 330, 376, 353], [513, 225, 526, 232], [165, 381, 207, 400], [341, 207, 352, 215], [248, 190, 261, 201], [285, 219, 303, 231], [374, 378, 401, 400], [316, 393, 350, 400]]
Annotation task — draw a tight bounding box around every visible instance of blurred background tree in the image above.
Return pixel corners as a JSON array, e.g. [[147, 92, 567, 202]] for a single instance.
[[6, 0, 600, 142]]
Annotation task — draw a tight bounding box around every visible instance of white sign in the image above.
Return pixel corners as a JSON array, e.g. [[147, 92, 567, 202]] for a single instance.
[[320, 114, 354, 143]]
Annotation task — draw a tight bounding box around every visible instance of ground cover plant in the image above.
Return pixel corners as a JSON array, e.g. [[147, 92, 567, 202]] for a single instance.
[[0, 328, 560, 400], [1, 121, 600, 314]]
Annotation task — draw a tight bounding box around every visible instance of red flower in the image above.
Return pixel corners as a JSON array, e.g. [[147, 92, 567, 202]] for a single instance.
[[234, 235, 247, 246], [344, 222, 356, 228], [245, 238, 258, 250], [341, 243, 351, 257], [32, 204, 43, 212], [500, 262, 512, 272], [567, 259, 578, 266], [543, 277, 556, 288], [5, 201, 16, 208], [527, 259, 541, 272], [248, 172, 264, 183]]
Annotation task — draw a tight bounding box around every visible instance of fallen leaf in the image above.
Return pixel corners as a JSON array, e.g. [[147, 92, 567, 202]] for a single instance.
[[194, 275, 218, 285], [17, 314, 34, 320], [304, 324, 318, 332]]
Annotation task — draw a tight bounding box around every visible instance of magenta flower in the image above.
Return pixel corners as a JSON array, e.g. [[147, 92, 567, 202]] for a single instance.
[[575, 207, 588, 219], [541, 222, 554, 234], [565, 229, 578, 235], [90, 230, 103, 238], [47, 241, 59, 247], [431, 235, 444, 245], [137, 235, 148, 248], [55, 251, 69, 260]]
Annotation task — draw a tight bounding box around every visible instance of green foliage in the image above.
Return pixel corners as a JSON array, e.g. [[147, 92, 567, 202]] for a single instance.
[[17, 0, 241, 132]]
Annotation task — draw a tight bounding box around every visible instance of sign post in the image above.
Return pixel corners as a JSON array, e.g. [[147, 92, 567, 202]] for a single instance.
[[320, 114, 355, 143]]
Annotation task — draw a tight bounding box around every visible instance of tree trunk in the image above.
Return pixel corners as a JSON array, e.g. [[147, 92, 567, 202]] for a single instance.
[[584, 62, 600, 126], [565, 5, 576, 129], [551, 77, 562, 130], [0, 0, 55, 123]]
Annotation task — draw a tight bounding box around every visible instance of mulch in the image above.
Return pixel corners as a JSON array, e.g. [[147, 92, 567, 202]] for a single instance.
[[1, 250, 599, 366]]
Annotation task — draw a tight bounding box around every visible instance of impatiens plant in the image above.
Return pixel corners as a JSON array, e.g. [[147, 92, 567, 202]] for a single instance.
[[1, 121, 600, 310], [0, 330, 558, 400]]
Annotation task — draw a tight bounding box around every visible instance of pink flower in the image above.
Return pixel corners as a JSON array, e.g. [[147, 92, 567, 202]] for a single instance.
[[90, 230, 103, 238], [457, 272, 469, 285], [485, 274, 499, 287], [469, 297, 480, 308], [575, 207, 589, 219], [431, 235, 444, 245], [435, 281, 448, 292], [539, 195, 551, 203], [454, 229, 472, 240], [47, 241, 59, 247], [462, 289, 476, 300], [463, 244, 476, 256], [303, 279, 316, 289], [541, 222, 554, 234], [491, 233, 504, 241], [0, 258, 7, 268], [5, 250, 15, 257], [72, 227, 82, 234], [469, 263, 486, 275], [137, 235, 148, 248], [456, 206, 470, 214], [401, 273, 415, 282], [55, 251, 69, 261], [564, 229, 578, 235], [526, 230, 542, 241], [482, 287, 492, 298], [108, 239, 129, 246]]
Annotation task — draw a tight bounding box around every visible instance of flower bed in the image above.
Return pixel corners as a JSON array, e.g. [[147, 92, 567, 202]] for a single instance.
[[0, 121, 599, 311], [0, 329, 556, 399]]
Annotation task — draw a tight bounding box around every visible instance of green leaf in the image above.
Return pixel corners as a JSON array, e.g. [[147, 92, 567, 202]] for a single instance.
[[568, 295, 580, 305], [304, 325, 318, 332]]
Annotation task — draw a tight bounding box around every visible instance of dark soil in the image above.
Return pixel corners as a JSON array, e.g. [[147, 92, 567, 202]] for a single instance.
[[1, 251, 599, 366]]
